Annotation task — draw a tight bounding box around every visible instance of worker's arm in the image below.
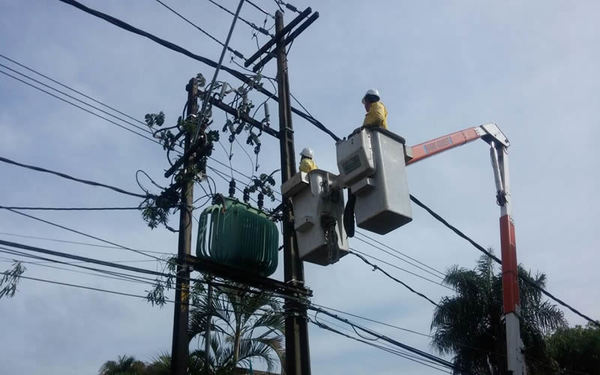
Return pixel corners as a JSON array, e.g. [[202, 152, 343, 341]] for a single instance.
[[362, 102, 388, 129]]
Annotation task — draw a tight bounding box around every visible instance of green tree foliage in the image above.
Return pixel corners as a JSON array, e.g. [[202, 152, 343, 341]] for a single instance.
[[431, 254, 566, 374], [546, 324, 600, 375], [99, 355, 146, 375], [188, 281, 285, 374], [102, 281, 285, 375]]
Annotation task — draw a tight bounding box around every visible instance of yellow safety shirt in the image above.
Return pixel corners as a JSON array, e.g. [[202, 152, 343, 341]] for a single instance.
[[299, 158, 317, 173], [363, 101, 388, 130]]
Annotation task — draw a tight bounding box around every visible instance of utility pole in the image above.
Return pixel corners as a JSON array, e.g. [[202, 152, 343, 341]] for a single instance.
[[171, 77, 198, 375], [275, 10, 311, 375]]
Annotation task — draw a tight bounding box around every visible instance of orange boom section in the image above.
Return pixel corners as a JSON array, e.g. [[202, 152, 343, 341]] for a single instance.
[[407, 127, 481, 165]]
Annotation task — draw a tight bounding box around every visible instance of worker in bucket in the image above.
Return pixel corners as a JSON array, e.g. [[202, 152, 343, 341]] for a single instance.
[[299, 147, 317, 173], [343, 89, 388, 237], [362, 88, 388, 130]]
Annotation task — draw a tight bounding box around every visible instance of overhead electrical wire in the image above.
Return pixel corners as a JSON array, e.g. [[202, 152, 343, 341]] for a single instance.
[[310, 318, 451, 374], [0, 70, 158, 144], [2, 269, 287, 320], [0, 208, 164, 261], [0, 206, 140, 211], [0, 155, 148, 199], [348, 250, 439, 307], [0, 62, 151, 135], [3, 272, 154, 300], [0, 53, 146, 127], [0, 232, 173, 256], [309, 302, 431, 338], [354, 234, 445, 281], [0, 239, 167, 279], [355, 230, 446, 277], [309, 305, 459, 372], [312, 314, 445, 370], [246, 0, 275, 18], [350, 248, 453, 291], [56, 0, 342, 142], [0, 247, 156, 285], [410, 193, 600, 328], [205, 0, 272, 36], [155, 0, 246, 58]]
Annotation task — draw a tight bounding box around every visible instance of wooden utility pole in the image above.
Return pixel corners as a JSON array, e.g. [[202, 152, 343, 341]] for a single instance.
[[275, 10, 312, 375], [171, 77, 198, 375]]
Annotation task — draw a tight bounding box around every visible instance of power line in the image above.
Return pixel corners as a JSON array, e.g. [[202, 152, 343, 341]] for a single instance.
[[348, 250, 439, 307], [0, 247, 156, 285], [5, 271, 153, 300], [0, 53, 146, 127], [409, 193, 600, 328], [0, 232, 174, 256], [155, 0, 246, 58], [3, 268, 284, 319], [310, 318, 451, 374], [0, 206, 140, 211], [205, 0, 272, 36], [0, 235, 303, 305], [246, 0, 275, 18], [309, 305, 459, 372], [354, 233, 446, 280], [0, 239, 167, 279], [310, 302, 431, 338], [0, 70, 158, 144], [57, 0, 342, 142], [0, 208, 163, 261], [355, 230, 446, 277], [0, 62, 152, 135], [350, 248, 453, 291], [0, 155, 148, 199]]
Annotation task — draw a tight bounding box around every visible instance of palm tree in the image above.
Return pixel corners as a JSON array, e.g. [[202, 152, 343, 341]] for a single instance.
[[188, 281, 285, 374], [431, 254, 566, 374], [99, 355, 146, 375]]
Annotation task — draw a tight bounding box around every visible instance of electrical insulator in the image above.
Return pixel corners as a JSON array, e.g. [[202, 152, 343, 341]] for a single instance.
[[243, 187, 250, 203], [264, 103, 270, 125], [229, 178, 236, 198], [257, 192, 264, 210]]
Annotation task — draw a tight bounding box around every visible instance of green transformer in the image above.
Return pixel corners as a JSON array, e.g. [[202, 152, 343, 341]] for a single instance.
[[196, 197, 279, 277]]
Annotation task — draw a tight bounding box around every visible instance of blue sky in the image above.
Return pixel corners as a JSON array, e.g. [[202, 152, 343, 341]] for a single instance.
[[1, 1, 599, 374]]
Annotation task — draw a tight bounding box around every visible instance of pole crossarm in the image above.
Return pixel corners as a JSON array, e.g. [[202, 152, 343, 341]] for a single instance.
[[199, 90, 279, 138], [252, 12, 320, 72], [184, 255, 312, 298], [244, 7, 312, 67]]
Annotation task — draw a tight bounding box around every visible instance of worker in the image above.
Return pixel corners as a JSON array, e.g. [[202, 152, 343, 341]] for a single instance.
[[299, 147, 317, 173], [362, 88, 388, 129]]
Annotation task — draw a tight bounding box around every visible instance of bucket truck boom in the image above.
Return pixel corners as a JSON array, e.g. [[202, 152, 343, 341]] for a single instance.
[[406, 123, 526, 375]]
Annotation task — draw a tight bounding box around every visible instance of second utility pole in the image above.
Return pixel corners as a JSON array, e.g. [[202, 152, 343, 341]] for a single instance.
[[275, 10, 312, 375], [171, 77, 198, 375]]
